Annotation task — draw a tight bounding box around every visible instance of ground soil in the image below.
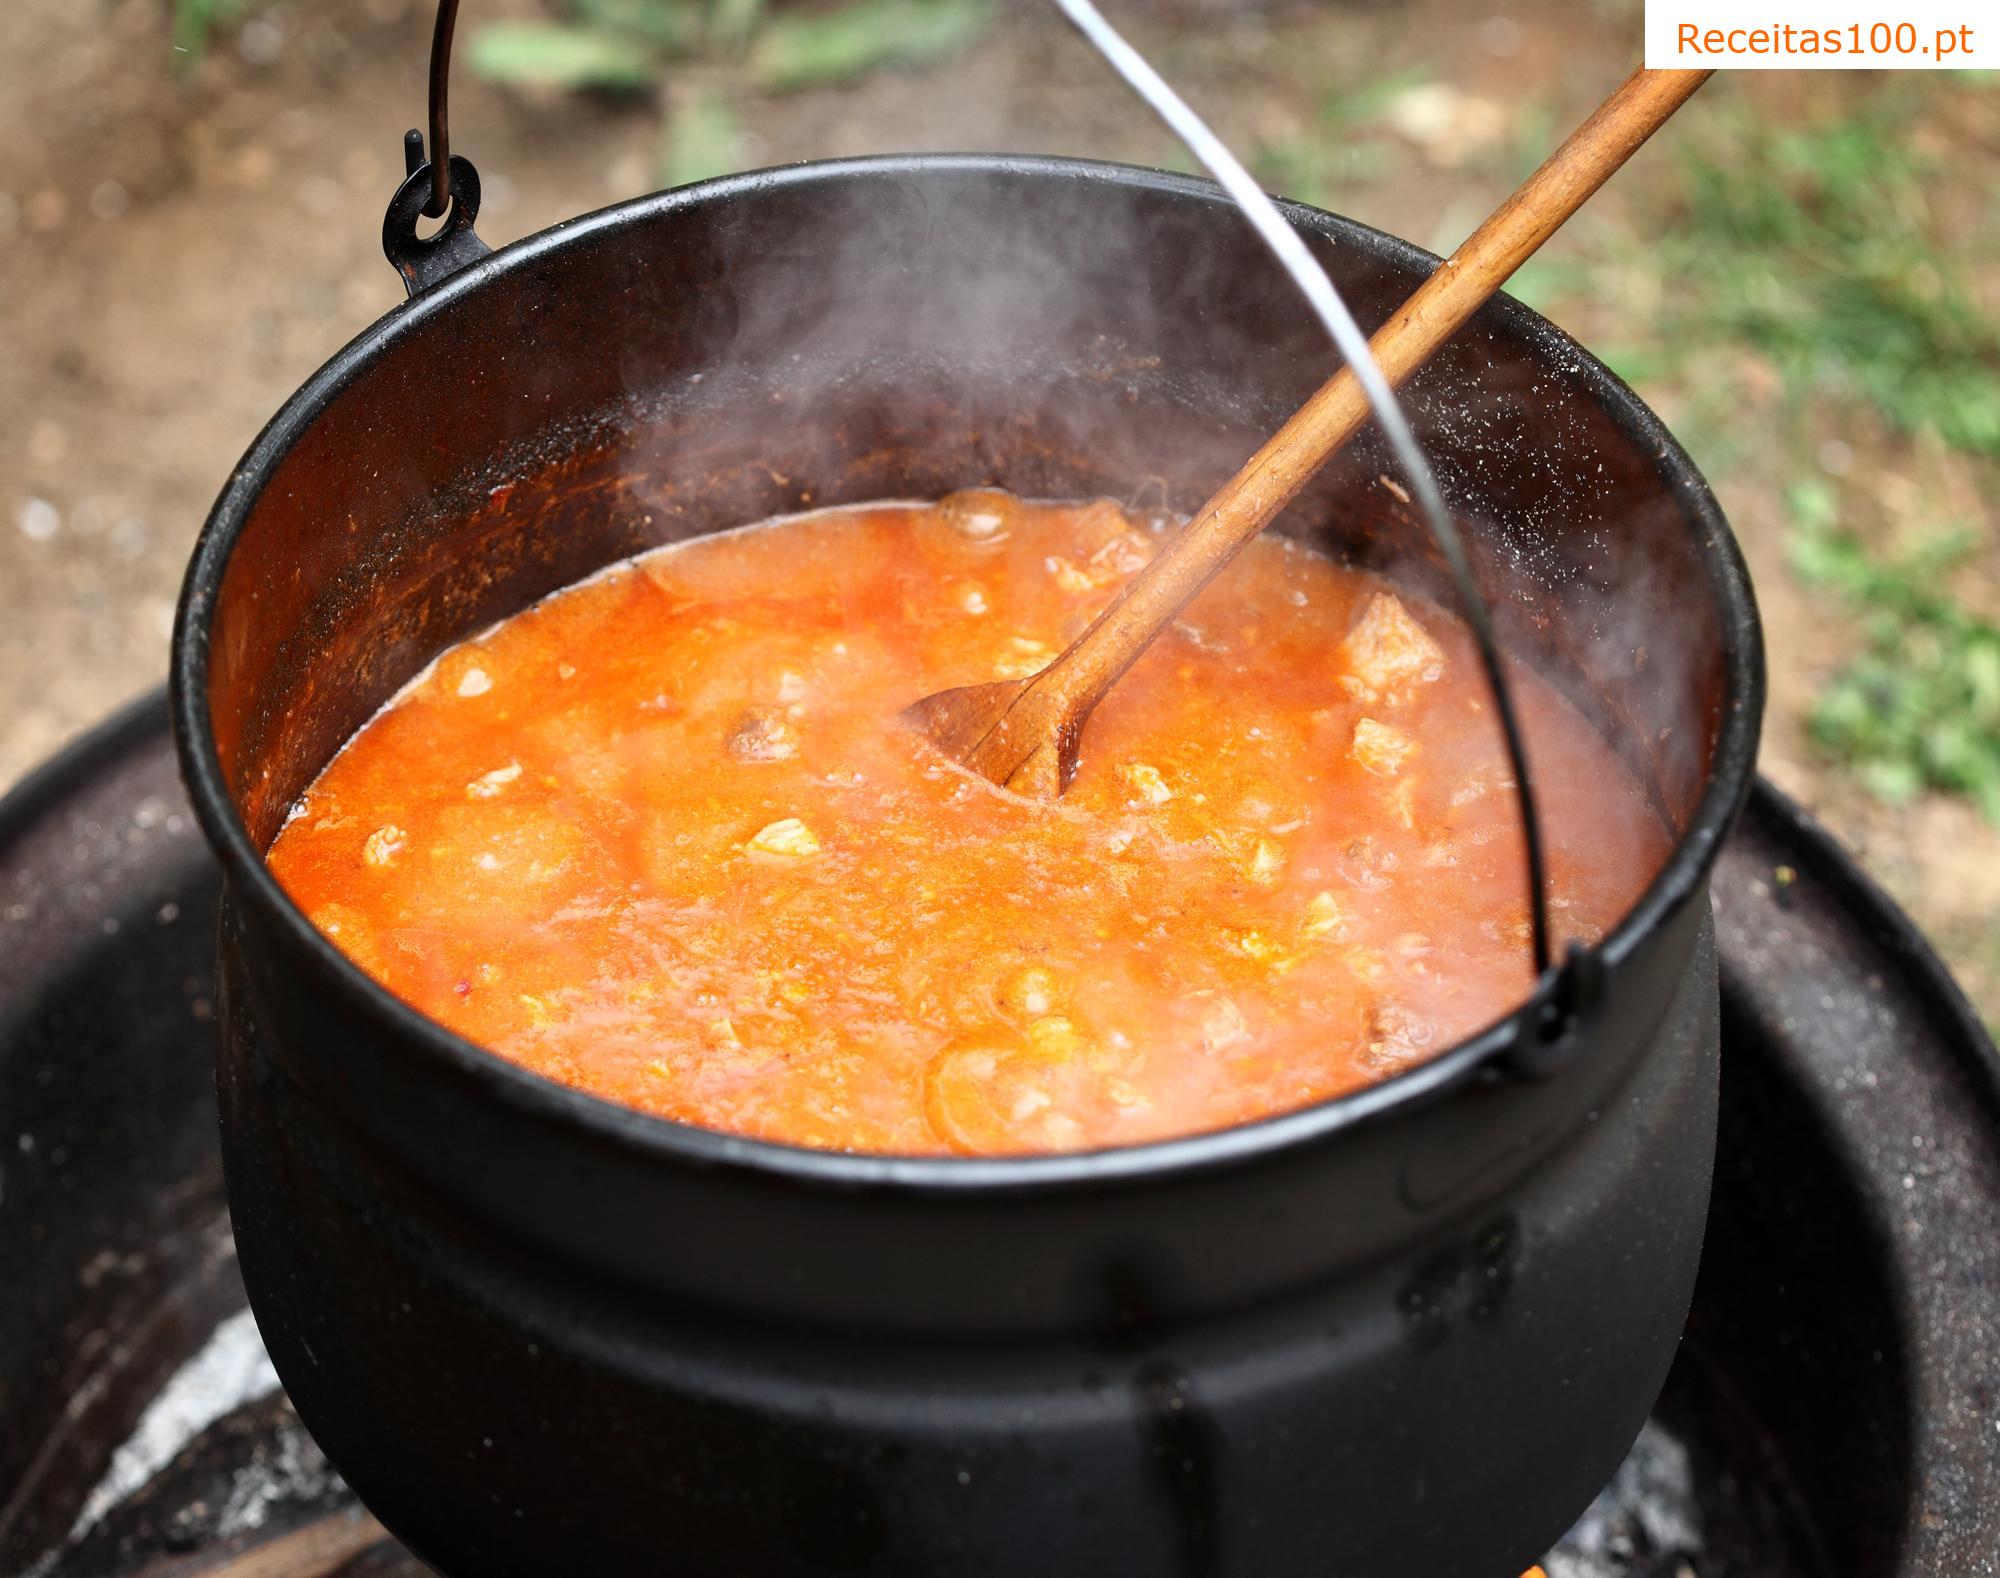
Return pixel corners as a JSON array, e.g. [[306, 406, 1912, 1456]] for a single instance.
[[3, 0, 1995, 1020]]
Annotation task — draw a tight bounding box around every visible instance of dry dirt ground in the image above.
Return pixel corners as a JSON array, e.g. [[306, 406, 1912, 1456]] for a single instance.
[[3, 0, 1996, 1018]]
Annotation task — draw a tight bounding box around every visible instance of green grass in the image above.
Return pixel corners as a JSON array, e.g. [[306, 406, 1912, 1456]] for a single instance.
[[1521, 78, 1998, 464], [170, 0, 257, 59], [747, 0, 991, 91], [1541, 77, 2000, 820], [1673, 85, 2000, 819], [1254, 67, 2000, 820], [657, 87, 747, 188], [1665, 86, 2000, 459], [1252, 70, 1426, 210], [1257, 66, 2000, 821], [1788, 480, 2000, 818]]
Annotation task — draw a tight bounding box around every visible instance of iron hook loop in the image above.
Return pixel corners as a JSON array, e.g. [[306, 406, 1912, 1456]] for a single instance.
[[425, 0, 462, 219]]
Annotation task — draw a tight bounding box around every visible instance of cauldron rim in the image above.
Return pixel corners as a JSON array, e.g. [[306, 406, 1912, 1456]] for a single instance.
[[171, 152, 1765, 1193]]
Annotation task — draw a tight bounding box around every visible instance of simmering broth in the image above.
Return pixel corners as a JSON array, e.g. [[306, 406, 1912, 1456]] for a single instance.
[[267, 492, 1667, 1154]]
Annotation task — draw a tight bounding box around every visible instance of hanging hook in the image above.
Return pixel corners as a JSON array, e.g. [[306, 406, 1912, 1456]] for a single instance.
[[425, 0, 463, 220], [381, 0, 486, 295]]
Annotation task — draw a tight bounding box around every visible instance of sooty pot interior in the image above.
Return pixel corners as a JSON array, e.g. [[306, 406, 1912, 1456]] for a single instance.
[[198, 157, 1739, 854]]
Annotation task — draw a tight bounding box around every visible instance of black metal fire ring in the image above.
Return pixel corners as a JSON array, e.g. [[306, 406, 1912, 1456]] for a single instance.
[[2, 689, 1996, 1576]]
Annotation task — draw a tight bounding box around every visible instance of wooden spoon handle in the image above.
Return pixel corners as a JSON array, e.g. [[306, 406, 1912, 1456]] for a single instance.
[[1030, 66, 1709, 727]]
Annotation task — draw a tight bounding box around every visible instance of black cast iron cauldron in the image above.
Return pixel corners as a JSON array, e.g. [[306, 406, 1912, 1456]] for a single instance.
[[171, 154, 1763, 1577]]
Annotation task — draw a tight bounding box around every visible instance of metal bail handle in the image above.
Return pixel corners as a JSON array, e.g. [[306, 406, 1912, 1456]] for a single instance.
[[381, 0, 486, 295], [1503, 943, 1608, 1081], [1054, 0, 1585, 1060], [372, 0, 1597, 1060]]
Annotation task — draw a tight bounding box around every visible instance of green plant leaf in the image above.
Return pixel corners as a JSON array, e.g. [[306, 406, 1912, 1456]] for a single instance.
[[658, 89, 746, 188], [1784, 477, 1839, 535], [1860, 756, 1924, 805], [466, 22, 659, 91], [172, 0, 250, 61], [1967, 642, 2000, 714], [1320, 69, 1430, 134], [706, 0, 771, 52], [566, 0, 706, 53], [750, 0, 993, 91], [1800, 510, 2000, 821]]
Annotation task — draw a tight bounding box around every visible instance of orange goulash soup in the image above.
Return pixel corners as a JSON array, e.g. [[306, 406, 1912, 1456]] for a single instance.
[[268, 493, 1669, 1155]]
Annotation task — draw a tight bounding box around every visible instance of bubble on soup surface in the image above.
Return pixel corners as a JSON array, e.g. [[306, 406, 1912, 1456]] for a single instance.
[[1073, 504, 1156, 577], [925, 1027, 1088, 1154], [938, 488, 1020, 545], [999, 965, 1061, 1019], [1025, 1016, 1083, 1059]]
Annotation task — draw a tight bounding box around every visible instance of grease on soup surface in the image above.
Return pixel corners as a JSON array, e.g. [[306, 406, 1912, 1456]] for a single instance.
[[267, 493, 1668, 1155]]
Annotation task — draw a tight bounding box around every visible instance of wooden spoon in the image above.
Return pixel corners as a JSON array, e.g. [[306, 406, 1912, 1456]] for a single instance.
[[905, 66, 1710, 798]]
